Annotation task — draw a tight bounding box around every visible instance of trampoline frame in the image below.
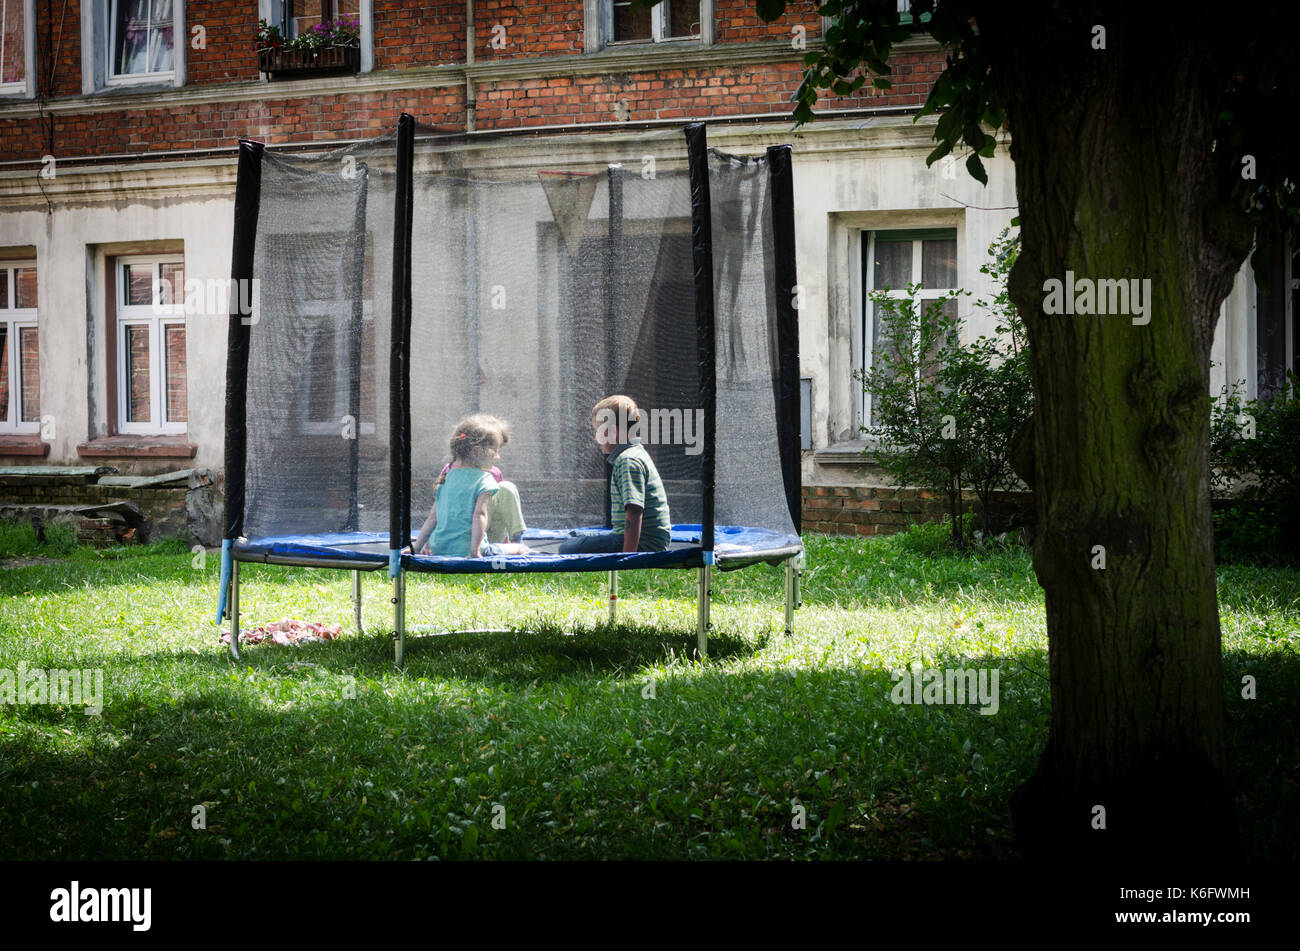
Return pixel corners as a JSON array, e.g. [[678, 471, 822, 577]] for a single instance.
[[224, 554, 803, 664], [218, 116, 803, 665]]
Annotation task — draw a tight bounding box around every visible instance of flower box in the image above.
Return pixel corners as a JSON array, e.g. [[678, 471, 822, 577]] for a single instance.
[[258, 44, 359, 77]]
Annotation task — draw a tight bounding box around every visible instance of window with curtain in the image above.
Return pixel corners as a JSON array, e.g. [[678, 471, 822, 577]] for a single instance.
[[0, 0, 26, 88], [0, 261, 39, 434]]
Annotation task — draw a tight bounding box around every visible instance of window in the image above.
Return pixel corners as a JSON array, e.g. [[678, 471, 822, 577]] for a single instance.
[[862, 229, 958, 427], [83, 1, 184, 91], [610, 0, 697, 42], [260, 0, 371, 72], [109, 0, 174, 79], [267, 0, 359, 39], [586, 0, 710, 51], [114, 256, 187, 434], [0, 0, 34, 96], [897, 0, 932, 27], [0, 261, 39, 434]]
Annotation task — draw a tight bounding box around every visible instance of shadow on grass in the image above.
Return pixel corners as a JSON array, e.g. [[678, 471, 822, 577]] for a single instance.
[[3, 639, 1295, 860]]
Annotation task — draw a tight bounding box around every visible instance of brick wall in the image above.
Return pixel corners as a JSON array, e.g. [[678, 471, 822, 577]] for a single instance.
[[373, 1, 465, 67], [473, 0, 586, 59], [1, 325, 41, 424], [0, 470, 222, 545], [802, 485, 1035, 537], [714, 0, 821, 43], [126, 326, 150, 422], [19, 327, 38, 421], [2, 1, 947, 162], [35, 0, 82, 100], [187, 0, 262, 85], [165, 325, 186, 422]]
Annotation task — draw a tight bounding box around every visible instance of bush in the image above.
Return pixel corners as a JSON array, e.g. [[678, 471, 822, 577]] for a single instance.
[[1209, 371, 1300, 564]]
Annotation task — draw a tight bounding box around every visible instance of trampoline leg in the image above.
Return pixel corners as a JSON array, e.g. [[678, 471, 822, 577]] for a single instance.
[[229, 561, 241, 661], [393, 572, 406, 668], [352, 569, 364, 636], [784, 558, 796, 637], [608, 571, 618, 625], [696, 564, 710, 659]]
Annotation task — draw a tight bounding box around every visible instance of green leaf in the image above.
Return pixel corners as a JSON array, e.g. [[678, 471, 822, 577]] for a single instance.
[[925, 141, 952, 167], [755, 0, 788, 23], [965, 153, 988, 186]]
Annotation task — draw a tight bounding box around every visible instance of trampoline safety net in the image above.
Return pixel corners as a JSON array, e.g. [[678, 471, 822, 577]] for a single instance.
[[225, 118, 800, 568]]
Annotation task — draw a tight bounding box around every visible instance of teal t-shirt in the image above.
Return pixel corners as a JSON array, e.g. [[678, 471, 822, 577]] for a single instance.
[[429, 467, 499, 557]]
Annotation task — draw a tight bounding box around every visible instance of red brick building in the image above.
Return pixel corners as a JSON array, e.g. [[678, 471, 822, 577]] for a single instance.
[[0, 2, 1290, 540]]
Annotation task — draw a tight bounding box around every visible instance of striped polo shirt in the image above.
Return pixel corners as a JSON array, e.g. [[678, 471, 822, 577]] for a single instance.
[[607, 442, 672, 551]]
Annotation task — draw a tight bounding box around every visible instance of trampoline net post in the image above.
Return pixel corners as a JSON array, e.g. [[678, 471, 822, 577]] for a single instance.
[[767, 143, 801, 535], [685, 123, 716, 555]]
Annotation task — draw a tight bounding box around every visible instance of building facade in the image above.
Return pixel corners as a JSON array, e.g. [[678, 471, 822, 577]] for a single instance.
[[0, 1, 1293, 537]]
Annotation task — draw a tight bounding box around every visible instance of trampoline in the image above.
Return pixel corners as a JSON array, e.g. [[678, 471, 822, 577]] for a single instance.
[[216, 116, 803, 664]]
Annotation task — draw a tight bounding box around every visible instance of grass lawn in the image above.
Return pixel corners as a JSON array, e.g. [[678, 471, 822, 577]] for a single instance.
[[1, 523, 1296, 860]]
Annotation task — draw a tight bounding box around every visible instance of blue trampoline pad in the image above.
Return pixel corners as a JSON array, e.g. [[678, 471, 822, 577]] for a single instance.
[[231, 525, 801, 574]]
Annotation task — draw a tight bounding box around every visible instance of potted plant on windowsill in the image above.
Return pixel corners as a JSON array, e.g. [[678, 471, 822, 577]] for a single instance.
[[257, 17, 360, 77]]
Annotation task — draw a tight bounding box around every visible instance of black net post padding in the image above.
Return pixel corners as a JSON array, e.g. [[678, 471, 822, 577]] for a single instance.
[[223, 139, 265, 540], [767, 144, 801, 535], [466, 185, 481, 412], [606, 163, 623, 393], [685, 123, 716, 553], [345, 164, 369, 532], [390, 114, 415, 553], [604, 163, 624, 528]]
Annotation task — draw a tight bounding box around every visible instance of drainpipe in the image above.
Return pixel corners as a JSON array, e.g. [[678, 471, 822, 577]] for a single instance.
[[465, 0, 476, 133]]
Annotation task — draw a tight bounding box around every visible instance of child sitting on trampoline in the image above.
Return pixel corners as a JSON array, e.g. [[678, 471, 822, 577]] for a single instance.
[[409, 414, 530, 558], [559, 395, 672, 554]]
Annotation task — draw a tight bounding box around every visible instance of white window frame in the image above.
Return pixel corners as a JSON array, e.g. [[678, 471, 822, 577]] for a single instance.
[[861, 229, 959, 429], [116, 255, 187, 435], [81, 0, 186, 92], [258, 0, 373, 73], [586, 0, 712, 52], [0, 260, 39, 434], [0, 0, 36, 97]]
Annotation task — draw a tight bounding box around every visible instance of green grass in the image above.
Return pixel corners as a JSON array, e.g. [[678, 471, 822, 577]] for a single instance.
[[0, 525, 1296, 859]]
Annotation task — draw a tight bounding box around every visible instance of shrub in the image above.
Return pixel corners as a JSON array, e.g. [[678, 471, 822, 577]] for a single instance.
[[1209, 371, 1300, 564]]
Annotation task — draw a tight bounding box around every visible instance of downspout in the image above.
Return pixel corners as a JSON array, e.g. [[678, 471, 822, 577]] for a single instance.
[[465, 0, 476, 132]]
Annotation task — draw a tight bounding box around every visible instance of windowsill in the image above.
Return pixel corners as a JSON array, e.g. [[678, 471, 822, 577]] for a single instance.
[[106, 72, 176, 86], [0, 435, 51, 456], [814, 439, 879, 466], [76, 435, 197, 459], [606, 38, 701, 47], [93, 78, 179, 96]]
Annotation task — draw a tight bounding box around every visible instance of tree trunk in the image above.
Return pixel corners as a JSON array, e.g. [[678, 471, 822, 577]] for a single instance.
[[979, 7, 1255, 857]]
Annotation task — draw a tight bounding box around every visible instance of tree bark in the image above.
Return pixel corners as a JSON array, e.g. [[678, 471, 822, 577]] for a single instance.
[[977, 6, 1255, 857]]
